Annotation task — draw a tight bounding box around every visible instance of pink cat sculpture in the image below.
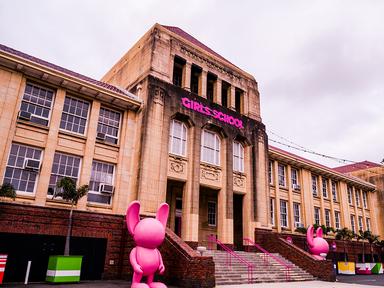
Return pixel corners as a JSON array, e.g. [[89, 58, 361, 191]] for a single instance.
[[126, 201, 169, 288], [306, 225, 329, 260]]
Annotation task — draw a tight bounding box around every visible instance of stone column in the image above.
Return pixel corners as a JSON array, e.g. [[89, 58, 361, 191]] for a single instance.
[[215, 78, 222, 105], [230, 85, 236, 111], [200, 70, 207, 98], [34, 88, 65, 205], [182, 62, 192, 91]]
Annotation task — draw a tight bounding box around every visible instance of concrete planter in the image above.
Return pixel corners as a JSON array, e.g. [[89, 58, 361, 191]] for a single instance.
[[46, 255, 83, 283], [337, 261, 355, 275], [355, 263, 372, 275], [371, 263, 383, 274]]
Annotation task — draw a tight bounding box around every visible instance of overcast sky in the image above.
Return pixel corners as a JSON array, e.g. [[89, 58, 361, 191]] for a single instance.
[[1, 0, 383, 168]]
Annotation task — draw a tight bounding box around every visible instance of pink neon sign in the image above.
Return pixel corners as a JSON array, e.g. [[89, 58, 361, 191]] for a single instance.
[[181, 97, 244, 129]]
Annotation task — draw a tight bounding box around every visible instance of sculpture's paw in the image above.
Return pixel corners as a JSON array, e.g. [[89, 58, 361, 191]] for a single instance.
[[149, 282, 167, 288], [132, 283, 150, 288]]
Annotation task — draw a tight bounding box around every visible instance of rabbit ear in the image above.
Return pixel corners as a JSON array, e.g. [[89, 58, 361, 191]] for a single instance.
[[156, 203, 169, 228], [126, 201, 140, 235], [306, 225, 314, 248], [316, 227, 323, 238]]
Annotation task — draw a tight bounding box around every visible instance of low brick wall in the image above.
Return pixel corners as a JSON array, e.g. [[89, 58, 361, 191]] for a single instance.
[[255, 229, 335, 281]]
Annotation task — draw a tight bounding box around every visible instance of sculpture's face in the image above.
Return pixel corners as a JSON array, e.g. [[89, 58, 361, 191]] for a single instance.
[[133, 218, 166, 249], [310, 238, 330, 257]]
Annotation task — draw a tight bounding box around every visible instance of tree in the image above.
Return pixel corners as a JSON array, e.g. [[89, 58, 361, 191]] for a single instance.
[[53, 177, 88, 256], [357, 230, 369, 263], [0, 183, 16, 200], [366, 232, 379, 262], [376, 240, 384, 262], [335, 228, 354, 262]]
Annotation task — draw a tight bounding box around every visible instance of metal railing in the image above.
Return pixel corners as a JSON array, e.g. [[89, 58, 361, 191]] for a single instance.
[[208, 235, 254, 283], [243, 237, 292, 281]]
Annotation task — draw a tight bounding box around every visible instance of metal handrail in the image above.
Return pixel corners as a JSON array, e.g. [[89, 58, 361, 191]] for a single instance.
[[208, 235, 254, 284], [243, 237, 292, 281]]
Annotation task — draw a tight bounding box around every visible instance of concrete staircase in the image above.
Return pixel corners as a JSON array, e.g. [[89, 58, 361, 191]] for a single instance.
[[205, 250, 315, 285]]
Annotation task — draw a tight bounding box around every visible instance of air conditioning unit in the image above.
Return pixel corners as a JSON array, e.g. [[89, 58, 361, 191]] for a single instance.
[[24, 158, 40, 171], [292, 184, 301, 190], [18, 110, 32, 121], [99, 183, 114, 194], [96, 132, 106, 141], [295, 222, 304, 228]]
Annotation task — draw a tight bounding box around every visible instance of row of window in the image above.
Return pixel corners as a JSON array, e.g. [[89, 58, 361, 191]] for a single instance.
[[20, 82, 121, 144], [347, 186, 369, 208], [169, 120, 245, 172], [271, 198, 372, 232], [4, 143, 115, 205]]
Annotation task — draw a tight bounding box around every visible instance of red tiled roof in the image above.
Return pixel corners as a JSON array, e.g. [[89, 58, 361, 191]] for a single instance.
[[0, 43, 133, 97], [161, 25, 237, 68], [333, 161, 381, 173]]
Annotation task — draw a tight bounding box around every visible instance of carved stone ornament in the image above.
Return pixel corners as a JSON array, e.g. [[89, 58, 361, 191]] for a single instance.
[[169, 159, 184, 174], [233, 175, 245, 188], [153, 87, 165, 105], [201, 167, 220, 181]]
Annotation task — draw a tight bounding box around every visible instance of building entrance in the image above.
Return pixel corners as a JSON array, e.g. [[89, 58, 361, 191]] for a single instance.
[[233, 194, 244, 250], [166, 180, 184, 237]]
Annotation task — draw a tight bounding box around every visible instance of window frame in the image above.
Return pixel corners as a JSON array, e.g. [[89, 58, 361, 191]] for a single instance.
[[355, 190, 360, 207], [293, 202, 301, 224], [312, 174, 318, 196], [233, 141, 244, 173], [270, 198, 275, 226], [278, 164, 286, 187], [60, 95, 90, 136], [87, 160, 115, 205], [314, 207, 320, 225], [363, 191, 368, 209], [207, 201, 217, 227], [366, 218, 371, 231], [325, 209, 331, 227], [350, 215, 356, 233], [97, 107, 121, 145], [169, 119, 188, 157], [358, 216, 363, 231], [332, 181, 338, 202], [268, 161, 273, 185], [280, 200, 288, 228], [347, 186, 353, 205], [201, 130, 220, 166], [335, 211, 341, 229], [322, 178, 328, 198]]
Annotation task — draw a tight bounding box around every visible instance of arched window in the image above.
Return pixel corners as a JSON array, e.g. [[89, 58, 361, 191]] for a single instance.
[[169, 119, 187, 156], [201, 130, 220, 165], [233, 141, 244, 172]]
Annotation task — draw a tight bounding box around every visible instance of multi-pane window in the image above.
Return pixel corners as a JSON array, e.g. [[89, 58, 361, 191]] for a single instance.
[[335, 211, 341, 229], [4, 143, 42, 194], [20, 83, 54, 126], [322, 178, 328, 198], [358, 216, 363, 231], [201, 130, 220, 165], [268, 161, 273, 184], [293, 202, 301, 225], [355, 190, 360, 207], [312, 174, 318, 196], [169, 120, 187, 156], [363, 192, 368, 209], [280, 200, 288, 228], [233, 141, 244, 172], [332, 181, 338, 202], [97, 107, 121, 144], [291, 168, 299, 190], [347, 186, 353, 204], [278, 164, 286, 187], [48, 152, 81, 196], [87, 161, 115, 205], [350, 215, 356, 233], [60, 96, 90, 135], [325, 209, 331, 227], [366, 218, 371, 231], [208, 201, 217, 226], [314, 207, 320, 225], [270, 198, 275, 226]]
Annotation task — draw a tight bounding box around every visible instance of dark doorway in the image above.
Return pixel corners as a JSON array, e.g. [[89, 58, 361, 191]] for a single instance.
[[166, 180, 184, 237], [0, 233, 107, 283], [233, 194, 244, 251]]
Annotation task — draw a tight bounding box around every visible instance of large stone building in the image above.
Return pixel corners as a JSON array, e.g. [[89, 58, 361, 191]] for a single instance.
[[0, 23, 382, 284]]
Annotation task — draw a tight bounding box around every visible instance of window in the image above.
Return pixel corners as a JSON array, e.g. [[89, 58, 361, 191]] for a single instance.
[[233, 141, 244, 172], [293, 202, 301, 225], [314, 207, 320, 225], [169, 120, 187, 156], [268, 161, 273, 184], [332, 181, 338, 202], [347, 186, 353, 204], [206, 73, 217, 102], [358, 216, 363, 231], [60, 96, 90, 135], [270, 198, 275, 226], [312, 174, 318, 196], [335, 211, 341, 229], [322, 178, 328, 198], [48, 152, 81, 196], [235, 88, 243, 114], [280, 200, 288, 228], [325, 209, 331, 227], [355, 190, 360, 207], [190, 64, 202, 94], [20, 82, 54, 126], [366, 218, 371, 231], [291, 168, 299, 189], [172, 56, 185, 87], [87, 161, 115, 205], [221, 81, 230, 108], [350, 215, 356, 233], [97, 107, 121, 144], [278, 164, 286, 187], [201, 130, 220, 165], [363, 192, 368, 209], [208, 201, 217, 226], [4, 143, 42, 194]]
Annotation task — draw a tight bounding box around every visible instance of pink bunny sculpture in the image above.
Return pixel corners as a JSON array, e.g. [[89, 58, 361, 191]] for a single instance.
[[126, 201, 169, 288], [306, 225, 329, 260]]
